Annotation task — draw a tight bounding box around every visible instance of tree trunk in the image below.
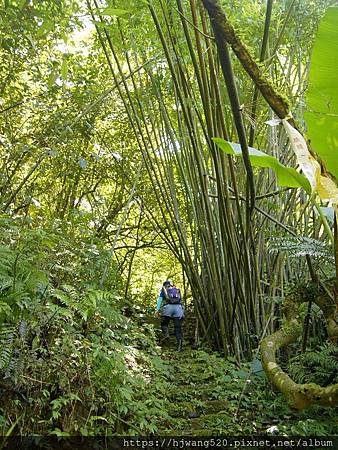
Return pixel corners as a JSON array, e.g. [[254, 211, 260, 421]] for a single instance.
[[260, 282, 338, 409]]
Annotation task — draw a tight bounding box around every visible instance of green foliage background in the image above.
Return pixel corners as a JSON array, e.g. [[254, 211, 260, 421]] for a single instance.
[[0, 0, 337, 438]]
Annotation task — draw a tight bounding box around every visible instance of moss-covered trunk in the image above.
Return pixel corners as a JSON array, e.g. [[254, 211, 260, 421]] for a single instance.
[[260, 283, 338, 410]]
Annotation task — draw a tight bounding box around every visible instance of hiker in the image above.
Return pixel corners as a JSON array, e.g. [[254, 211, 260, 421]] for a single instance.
[[156, 280, 184, 352]]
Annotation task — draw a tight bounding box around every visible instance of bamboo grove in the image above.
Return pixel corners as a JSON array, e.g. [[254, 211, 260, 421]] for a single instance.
[[1, 0, 337, 418], [85, 0, 333, 359]]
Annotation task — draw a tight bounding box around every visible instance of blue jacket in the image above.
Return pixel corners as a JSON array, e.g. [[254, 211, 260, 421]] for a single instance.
[[156, 288, 166, 311]]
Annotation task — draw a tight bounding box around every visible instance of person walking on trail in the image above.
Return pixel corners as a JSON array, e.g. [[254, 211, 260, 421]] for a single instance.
[[156, 280, 184, 352]]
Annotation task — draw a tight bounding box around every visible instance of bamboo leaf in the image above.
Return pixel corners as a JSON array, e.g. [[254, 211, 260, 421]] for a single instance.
[[37, 18, 54, 37], [96, 7, 129, 17], [47, 68, 58, 87], [61, 58, 68, 80]]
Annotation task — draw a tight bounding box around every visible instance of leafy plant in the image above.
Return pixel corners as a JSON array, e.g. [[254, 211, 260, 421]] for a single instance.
[[304, 7, 338, 181], [287, 342, 338, 386], [269, 236, 334, 262], [0, 324, 15, 371], [213, 139, 310, 191], [0, 217, 172, 435]]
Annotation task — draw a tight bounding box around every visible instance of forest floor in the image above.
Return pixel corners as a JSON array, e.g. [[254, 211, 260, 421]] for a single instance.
[[151, 325, 338, 437], [156, 347, 266, 436]]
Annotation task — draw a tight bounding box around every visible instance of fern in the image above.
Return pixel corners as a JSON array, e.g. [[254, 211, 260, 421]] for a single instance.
[[288, 342, 338, 386], [0, 245, 14, 274], [0, 301, 11, 318], [269, 236, 334, 262], [0, 324, 15, 371]]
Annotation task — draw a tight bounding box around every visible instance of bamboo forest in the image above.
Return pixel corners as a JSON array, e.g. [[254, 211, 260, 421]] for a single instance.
[[1, 0, 338, 447]]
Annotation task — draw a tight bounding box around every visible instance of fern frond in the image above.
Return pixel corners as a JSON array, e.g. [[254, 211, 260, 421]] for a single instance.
[[288, 342, 338, 385], [0, 324, 15, 336], [269, 236, 334, 261], [0, 324, 15, 370], [0, 301, 12, 317]]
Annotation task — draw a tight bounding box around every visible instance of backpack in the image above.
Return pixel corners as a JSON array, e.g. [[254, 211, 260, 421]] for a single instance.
[[163, 286, 181, 305]]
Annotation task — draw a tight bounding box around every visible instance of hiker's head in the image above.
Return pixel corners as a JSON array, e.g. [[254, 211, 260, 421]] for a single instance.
[[163, 280, 172, 288]]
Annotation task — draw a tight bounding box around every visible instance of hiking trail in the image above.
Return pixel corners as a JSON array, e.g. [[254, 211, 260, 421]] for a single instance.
[[147, 315, 270, 436]]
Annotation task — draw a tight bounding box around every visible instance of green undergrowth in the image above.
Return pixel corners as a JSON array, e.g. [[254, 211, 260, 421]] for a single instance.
[[0, 216, 168, 435], [152, 349, 338, 436], [287, 342, 338, 386], [0, 216, 337, 437]]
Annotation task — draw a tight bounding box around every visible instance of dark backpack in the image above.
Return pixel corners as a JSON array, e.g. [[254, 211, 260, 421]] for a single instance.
[[164, 286, 181, 304]]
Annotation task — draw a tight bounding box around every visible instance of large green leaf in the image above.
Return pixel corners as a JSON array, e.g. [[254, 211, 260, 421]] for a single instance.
[[213, 138, 311, 192], [304, 7, 338, 180]]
